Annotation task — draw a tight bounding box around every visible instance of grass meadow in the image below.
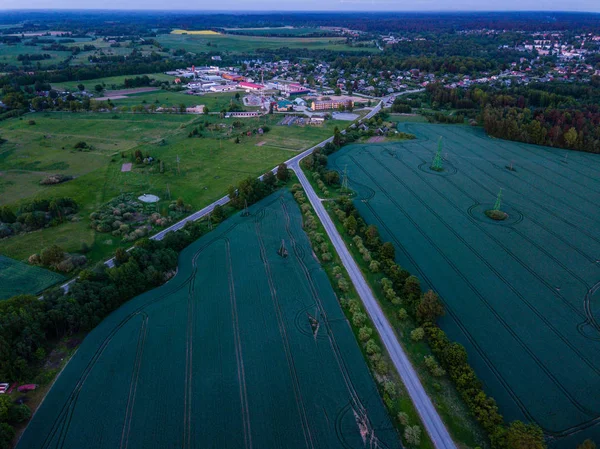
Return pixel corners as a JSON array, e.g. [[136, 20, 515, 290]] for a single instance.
[[157, 32, 378, 54], [0, 111, 346, 264]]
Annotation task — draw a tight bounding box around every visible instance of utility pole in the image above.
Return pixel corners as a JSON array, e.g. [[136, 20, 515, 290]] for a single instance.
[[242, 200, 249, 217], [176, 155, 181, 175]]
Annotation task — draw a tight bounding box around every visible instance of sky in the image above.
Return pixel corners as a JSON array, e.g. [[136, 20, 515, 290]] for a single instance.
[[0, 0, 598, 11]]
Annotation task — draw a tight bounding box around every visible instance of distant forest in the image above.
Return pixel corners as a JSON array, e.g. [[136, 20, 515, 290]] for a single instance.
[[1, 11, 600, 36]]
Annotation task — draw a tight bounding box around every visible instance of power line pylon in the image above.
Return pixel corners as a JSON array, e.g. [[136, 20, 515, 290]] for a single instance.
[[431, 136, 444, 171], [341, 165, 349, 193], [493, 188, 503, 211]]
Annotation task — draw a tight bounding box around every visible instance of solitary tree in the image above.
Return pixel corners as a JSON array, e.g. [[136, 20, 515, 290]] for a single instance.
[[276, 163, 289, 182], [416, 290, 445, 323]]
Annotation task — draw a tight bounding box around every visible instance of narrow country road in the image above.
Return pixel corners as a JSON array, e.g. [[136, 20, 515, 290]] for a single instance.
[[290, 161, 456, 449]]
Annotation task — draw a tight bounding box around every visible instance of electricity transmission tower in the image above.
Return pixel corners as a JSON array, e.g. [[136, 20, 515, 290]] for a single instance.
[[341, 165, 349, 193], [493, 188, 503, 211], [431, 137, 444, 171]]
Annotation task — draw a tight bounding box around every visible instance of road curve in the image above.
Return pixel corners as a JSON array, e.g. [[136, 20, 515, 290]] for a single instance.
[[290, 161, 456, 449]]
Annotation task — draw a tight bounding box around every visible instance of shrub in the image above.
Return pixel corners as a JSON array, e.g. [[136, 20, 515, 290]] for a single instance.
[[352, 312, 367, 327], [404, 425, 422, 446], [40, 244, 64, 266], [424, 355, 446, 377], [398, 308, 408, 320], [384, 381, 397, 397], [410, 327, 425, 341], [358, 326, 373, 342], [365, 339, 381, 355], [398, 412, 409, 426], [369, 260, 380, 273]]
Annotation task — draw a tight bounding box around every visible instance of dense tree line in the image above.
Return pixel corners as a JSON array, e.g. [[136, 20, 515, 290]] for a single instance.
[[424, 83, 600, 153]]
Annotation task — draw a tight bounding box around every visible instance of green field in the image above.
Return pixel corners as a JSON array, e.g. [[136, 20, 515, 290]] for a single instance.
[[51, 73, 176, 92], [222, 27, 328, 36], [327, 123, 600, 448], [17, 191, 400, 449], [0, 111, 346, 264], [157, 32, 377, 54], [0, 255, 64, 300]]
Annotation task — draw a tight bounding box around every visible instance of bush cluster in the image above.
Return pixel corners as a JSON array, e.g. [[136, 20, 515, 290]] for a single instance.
[[0, 197, 78, 239]]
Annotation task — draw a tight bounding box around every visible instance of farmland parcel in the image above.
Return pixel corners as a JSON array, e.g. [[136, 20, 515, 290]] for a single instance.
[[0, 255, 64, 300], [17, 192, 400, 449], [327, 124, 600, 448]]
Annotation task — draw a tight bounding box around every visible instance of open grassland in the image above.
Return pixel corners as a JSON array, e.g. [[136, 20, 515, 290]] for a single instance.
[[0, 255, 65, 300], [157, 32, 378, 54], [327, 123, 600, 448], [51, 72, 176, 92], [0, 111, 345, 264], [17, 192, 400, 449], [0, 41, 71, 68], [109, 90, 239, 110]]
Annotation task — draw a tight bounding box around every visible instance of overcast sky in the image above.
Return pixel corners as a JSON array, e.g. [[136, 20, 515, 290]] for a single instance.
[[1, 0, 598, 11]]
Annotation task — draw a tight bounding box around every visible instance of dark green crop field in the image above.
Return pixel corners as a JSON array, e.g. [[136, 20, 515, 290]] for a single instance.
[[327, 124, 600, 448], [0, 255, 64, 300], [17, 191, 400, 449]]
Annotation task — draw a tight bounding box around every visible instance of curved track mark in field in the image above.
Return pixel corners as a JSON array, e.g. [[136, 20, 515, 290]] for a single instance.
[[40, 311, 150, 449], [349, 154, 598, 426], [280, 197, 393, 449], [394, 142, 600, 337], [370, 149, 600, 372], [404, 142, 595, 263], [403, 138, 600, 336], [360, 151, 599, 416], [225, 239, 253, 449], [427, 125, 600, 236]]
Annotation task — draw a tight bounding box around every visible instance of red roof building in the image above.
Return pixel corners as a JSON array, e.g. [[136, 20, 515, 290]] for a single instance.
[[239, 82, 265, 91]]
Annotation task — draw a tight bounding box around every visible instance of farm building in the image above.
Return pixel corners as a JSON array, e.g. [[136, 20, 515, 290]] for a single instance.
[[239, 82, 265, 92], [310, 99, 354, 111], [209, 85, 237, 92]]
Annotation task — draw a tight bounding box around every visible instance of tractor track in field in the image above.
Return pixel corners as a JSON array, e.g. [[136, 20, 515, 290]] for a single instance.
[[350, 152, 598, 423], [402, 138, 600, 336], [119, 313, 149, 449], [368, 148, 600, 372], [254, 212, 316, 449], [425, 125, 600, 239], [445, 127, 600, 219], [39, 312, 149, 449], [426, 138, 598, 263], [225, 239, 253, 449], [387, 142, 600, 337], [478, 130, 600, 196], [279, 197, 392, 449]]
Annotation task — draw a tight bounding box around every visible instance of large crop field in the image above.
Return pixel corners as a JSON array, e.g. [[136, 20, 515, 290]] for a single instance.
[[0, 255, 64, 300], [17, 192, 400, 449], [157, 32, 378, 54], [327, 124, 600, 447]]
